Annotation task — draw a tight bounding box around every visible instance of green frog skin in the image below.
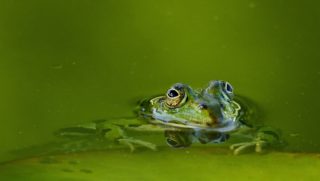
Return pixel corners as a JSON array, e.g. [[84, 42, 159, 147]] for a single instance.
[[56, 80, 280, 155]]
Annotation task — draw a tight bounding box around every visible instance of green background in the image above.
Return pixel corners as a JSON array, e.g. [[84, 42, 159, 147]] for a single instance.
[[0, 0, 319, 179]]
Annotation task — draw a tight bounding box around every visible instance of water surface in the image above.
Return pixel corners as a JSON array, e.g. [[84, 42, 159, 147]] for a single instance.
[[0, 0, 319, 179]]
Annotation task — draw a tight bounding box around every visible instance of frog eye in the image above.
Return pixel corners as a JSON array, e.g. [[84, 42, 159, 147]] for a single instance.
[[223, 82, 233, 94], [165, 86, 187, 108], [167, 89, 179, 98], [222, 82, 233, 94]]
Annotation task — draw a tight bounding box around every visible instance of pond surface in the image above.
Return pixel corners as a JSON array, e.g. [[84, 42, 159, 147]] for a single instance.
[[0, 0, 319, 179]]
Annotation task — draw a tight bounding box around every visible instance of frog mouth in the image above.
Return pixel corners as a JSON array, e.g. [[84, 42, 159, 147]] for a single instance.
[[151, 109, 239, 132], [150, 118, 239, 132], [136, 97, 156, 118]]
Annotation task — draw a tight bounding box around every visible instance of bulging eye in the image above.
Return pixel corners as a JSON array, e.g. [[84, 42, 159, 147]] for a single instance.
[[205, 80, 233, 99], [225, 82, 233, 93], [165, 85, 187, 108], [167, 89, 179, 98]]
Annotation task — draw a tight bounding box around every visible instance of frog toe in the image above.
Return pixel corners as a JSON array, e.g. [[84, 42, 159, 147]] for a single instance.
[[118, 138, 157, 152], [230, 140, 267, 155], [230, 142, 255, 155]]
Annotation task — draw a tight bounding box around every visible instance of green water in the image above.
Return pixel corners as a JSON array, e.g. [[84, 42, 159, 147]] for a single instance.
[[0, 0, 320, 180]]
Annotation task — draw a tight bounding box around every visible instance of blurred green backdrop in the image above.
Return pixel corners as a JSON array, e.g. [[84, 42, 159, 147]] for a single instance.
[[0, 0, 319, 161]]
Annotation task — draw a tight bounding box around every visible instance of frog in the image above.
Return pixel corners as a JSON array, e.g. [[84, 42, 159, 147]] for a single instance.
[[55, 80, 281, 155]]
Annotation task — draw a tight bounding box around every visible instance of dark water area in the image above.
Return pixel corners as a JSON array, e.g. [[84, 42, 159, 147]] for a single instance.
[[0, 0, 319, 173]]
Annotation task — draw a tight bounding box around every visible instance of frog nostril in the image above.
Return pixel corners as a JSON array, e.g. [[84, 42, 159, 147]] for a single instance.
[[199, 103, 208, 109]]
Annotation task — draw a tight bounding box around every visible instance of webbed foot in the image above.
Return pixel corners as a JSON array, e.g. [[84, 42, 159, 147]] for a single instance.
[[230, 127, 281, 155], [118, 138, 157, 152]]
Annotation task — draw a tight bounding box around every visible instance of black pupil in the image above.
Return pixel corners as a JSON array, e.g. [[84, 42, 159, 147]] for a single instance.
[[226, 83, 232, 92], [168, 89, 179, 98]]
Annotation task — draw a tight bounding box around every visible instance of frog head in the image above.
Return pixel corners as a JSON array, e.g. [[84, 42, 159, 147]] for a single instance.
[[203, 81, 237, 112], [138, 80, 241, 132]]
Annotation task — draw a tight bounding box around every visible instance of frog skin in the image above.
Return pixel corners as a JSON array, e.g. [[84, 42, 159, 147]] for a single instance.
[[55, 80, 280, 155]]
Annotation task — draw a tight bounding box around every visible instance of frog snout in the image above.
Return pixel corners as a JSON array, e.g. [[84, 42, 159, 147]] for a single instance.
[[135, 99, 152, 117], [198, 103, 208, 110]]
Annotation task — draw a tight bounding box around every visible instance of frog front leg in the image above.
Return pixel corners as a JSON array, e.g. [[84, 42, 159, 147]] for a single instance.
[[230, 127, 281, 155], [230, 139, 266, 155]]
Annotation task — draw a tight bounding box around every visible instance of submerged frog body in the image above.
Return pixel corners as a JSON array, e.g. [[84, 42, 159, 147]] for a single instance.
[[55, 80, 280, 155]]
